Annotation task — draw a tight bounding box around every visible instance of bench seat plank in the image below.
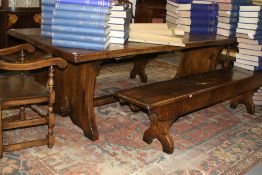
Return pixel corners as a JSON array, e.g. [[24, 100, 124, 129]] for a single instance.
[[116, 67, 262, 154]]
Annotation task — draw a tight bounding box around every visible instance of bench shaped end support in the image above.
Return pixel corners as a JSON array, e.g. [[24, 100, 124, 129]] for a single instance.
[[143, 112, 175, 154], [230, 90, 257, 115]]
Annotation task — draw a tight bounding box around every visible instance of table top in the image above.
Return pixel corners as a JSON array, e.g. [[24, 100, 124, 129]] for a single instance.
[[8, 28, 235, 63]]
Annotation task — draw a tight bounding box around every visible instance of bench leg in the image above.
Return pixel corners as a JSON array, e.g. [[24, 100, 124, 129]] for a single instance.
[[143, 113, 174, 154], [230, 90, 257, 114]]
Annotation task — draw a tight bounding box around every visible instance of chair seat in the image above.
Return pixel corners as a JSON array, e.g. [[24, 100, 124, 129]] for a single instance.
[[0, 74, 48, 103]]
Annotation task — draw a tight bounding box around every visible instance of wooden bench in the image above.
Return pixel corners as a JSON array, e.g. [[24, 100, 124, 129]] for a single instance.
[[115, 67, 262, 154]]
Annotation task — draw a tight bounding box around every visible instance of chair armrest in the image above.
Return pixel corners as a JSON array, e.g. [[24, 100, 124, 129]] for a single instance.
[[0, 57, 67, 71], [0, 43, 35, 56]]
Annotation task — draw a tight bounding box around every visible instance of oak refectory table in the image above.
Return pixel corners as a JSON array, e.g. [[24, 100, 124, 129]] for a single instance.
[[8, 28, 236, 141]]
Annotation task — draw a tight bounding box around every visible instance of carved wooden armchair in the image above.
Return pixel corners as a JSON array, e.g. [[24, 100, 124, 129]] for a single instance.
[[0, 43, 67, 158]]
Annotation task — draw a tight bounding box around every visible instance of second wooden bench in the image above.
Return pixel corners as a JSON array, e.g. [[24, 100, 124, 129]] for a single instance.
[[115, 67, 262, 154]]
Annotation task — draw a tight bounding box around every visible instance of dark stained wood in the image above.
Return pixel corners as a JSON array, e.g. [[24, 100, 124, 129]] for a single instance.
[[116, 68, 262, 153], [8, 29, 235, 63], [134, 0, 166, 23], [0, 44, 67, 158], [0, 5, 41, 48], [7, 28, 236, 141]]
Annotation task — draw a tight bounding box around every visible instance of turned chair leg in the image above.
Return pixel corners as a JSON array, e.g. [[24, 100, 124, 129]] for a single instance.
[[0, 107, 3, 158], [47, 66, 55, 148]]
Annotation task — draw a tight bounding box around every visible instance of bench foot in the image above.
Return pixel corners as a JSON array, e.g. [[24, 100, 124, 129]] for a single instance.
[[230, 90, 257, 114], [130, 59, 149, 83], [143, 113, 174, 154]]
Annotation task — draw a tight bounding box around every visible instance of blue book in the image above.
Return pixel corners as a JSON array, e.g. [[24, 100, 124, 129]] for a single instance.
[[42, 11, 53, 19], [53, 10, 109, 21], [56, 0, 111, 7], [41, 18, 52, 25], [191, 18, 218, 26], [174, 0, 192, 4], [52, 25, 109, 36], [42, 5, 54, 12], [42, 0, 55, 5], [41, 30, 53, 38], [190, 26, 217, 34], [52, 17, 108, 28], [191, 4, 218, 12], [55, 3, 110, 14], [41, 24, 52, 31], [52, 32, 109, 44], [52, 39, 110, 50]]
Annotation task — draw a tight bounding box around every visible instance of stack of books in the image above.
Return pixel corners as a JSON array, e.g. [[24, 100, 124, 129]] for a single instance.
[[51, 0, 111, 50], [234, 5, 262, 105], [216, 0, 251, 37], [41, 0, 55, 37], [109, 3, 132, 44], [176, 1, 218, 34], [165, 0, 179, 28]]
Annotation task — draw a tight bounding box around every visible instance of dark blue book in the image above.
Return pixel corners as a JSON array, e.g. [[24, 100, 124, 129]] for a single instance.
[[53, 10, 109, 21], [52, 17, 108, 28], [56, 0, 111, 7], [190, 26, 217, 34], [52, 39, 110, 50], [55, 3, 110, 14], [52, 32, 109, 44], [191, 4, 218, 12], [52, 25, 110, 36], [174, 0, 192, 4]]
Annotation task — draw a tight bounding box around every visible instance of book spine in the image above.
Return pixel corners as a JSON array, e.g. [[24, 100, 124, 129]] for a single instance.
[[52, 32, 109, 44], [175, 0, 192, 4], [53, 10, 108, 21], [42, 5, 55, 12], [191, 18, 218, 26], [42, 0, 55, 5], [41, 11, 53, 19], [56, 0, 111, 7], [41, 24, 52, 31], [52, 17, 107, 28], [52, 39, 108, 50], [41, 18, 52, 25], [55, 3, 109, 14], [41, 30, 53, 38], [52, 25, 109, 36], [191, 4, 218, 12], [191, 10, 218, 18], [190, 26, 217, 34]]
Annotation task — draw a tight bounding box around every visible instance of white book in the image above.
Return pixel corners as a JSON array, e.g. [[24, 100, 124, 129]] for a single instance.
[[110, 8, 131, 18], [239, 11, 261, 17], [239, 6, 261, 12], [236, 53, 262, 62], [109, 17, 126, 24], [239, 17, 259, 24], [111, 3, 129, 11], [218, 22, 233, 30], [109, 30, 127, 37], [235, 58, 261, 66], [238, 42, 262, 51], [110, 35, 128, 44], [236, 28, 257, 35], [234, 62, 258, 71], [238, 23, 260, 30], [109, 23, 129, 31], [239, 48, 262, 57], [237, 37, 262, 45]]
